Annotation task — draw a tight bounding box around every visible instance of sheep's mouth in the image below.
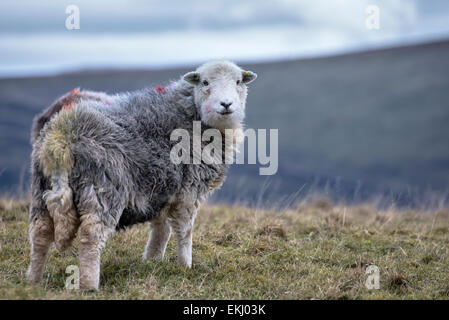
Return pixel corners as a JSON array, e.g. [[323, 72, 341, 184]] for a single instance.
[[218, 110, 233, 115]]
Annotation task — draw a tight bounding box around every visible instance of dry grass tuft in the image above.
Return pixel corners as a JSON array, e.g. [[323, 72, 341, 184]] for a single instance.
[[387, 275, 409, 293], [255, 224, 287, 240]]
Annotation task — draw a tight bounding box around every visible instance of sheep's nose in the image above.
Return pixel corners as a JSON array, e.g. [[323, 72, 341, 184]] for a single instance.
[[220, 101, 233, 109]]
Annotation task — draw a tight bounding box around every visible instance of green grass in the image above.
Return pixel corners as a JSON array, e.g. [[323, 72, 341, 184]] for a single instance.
[[0, 198, 448, 299]]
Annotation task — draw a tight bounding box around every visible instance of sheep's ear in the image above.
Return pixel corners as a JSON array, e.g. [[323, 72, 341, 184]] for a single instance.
[[183, 71, 200, 85], [242, 70, 257, 84]]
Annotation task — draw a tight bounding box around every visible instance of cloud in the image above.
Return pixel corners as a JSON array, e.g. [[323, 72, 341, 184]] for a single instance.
[[0, 0, 448, 76]]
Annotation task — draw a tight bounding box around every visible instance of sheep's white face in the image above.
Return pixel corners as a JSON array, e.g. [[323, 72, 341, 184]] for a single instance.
[[184, 61, 257, 130]]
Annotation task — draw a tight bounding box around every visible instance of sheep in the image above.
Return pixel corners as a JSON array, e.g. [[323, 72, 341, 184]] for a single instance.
[[27, 60, 257, 290]]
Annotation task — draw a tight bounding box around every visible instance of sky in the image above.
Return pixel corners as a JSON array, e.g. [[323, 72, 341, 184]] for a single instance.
[[0, 0, 448, 76]]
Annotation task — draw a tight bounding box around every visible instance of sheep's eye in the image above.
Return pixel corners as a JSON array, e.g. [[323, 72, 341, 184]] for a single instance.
[[236, 80, 241, 85], [202, 80, 209, 86]]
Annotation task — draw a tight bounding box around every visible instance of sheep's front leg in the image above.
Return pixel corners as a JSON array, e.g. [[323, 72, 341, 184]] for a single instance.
[[169, 205, 197, 268], [27, 214, 54, 283], [78, 214, 112, 290], [143, 214, 171, 261]]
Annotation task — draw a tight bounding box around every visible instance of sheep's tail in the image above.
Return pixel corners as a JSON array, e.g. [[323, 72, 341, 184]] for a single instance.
[[43, 171, 79, 253]]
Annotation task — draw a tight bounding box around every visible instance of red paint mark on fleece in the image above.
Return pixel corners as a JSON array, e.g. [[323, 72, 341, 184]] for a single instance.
[[155, 85, 166, 93], [205, 105, 212, 113], [62, 103, 73, 111], [60, 88, 115, 113]]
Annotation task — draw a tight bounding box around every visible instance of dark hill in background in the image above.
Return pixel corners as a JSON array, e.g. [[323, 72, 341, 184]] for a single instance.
[[1, 40, 449, 208]]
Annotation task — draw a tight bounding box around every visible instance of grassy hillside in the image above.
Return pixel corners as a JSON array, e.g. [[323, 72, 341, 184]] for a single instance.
[[1, 198, 448, 299], [1, 40, 449, 206]]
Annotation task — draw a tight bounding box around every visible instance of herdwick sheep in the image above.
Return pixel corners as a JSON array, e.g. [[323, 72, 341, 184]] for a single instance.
[[27, 60, 257, 290]]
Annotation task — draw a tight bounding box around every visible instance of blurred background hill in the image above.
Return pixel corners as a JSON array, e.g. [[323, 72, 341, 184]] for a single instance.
[[1, 0, 449, 208]]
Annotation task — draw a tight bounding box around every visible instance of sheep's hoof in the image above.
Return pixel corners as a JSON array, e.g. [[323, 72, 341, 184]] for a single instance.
[[80, 287, 98, 293], [79, 279, 99, 291], [26, 273, 42, 284], [142, 251, 164, 261], [79, 284, 99, 292], [177, 259, 192, 269]]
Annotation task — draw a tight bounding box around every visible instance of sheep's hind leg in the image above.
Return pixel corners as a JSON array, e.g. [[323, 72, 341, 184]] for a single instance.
[[143, 213, 171, 261], [78, 214, 113, 290], [27, 214, 54, 284], [76, 181, 124, 290], [169, 204, 197, 268]]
